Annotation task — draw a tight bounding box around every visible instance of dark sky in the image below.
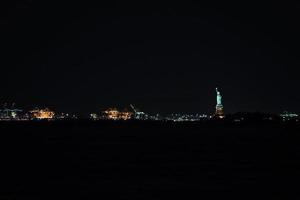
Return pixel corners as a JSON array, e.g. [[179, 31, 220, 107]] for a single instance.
[[1, 1, 300, 115]]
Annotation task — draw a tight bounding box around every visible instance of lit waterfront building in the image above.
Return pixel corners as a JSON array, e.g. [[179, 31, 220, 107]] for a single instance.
[[104, 108, 119, 120], [90, 113, 98, 120], [214, 87, 225, 118], [56, 113, 71, 119], [166, 113, 208, 122], [30, 108, 55, 119], [103, 108, 132, 120], [280, 111, 299, 121], [119, 109, 133, 120]]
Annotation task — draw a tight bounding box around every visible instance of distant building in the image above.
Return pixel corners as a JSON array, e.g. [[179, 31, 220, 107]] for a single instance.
[[30, 108, 55, 119], [104, 108, 119, 120], [55, 113, 74, 120], [90, 113, 98, 120], [103, 108, 132, 120], [119, 108, 133, 120], [166, 113, 208, 122], [280, 111, 299, 121]]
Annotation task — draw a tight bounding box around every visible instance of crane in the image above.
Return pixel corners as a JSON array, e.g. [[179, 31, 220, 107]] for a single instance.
[[130, 104, 137, 114], [130, 104, 147, 120], [2, 103, 22, 119]]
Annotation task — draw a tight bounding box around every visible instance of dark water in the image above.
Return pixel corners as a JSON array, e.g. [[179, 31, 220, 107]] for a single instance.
[[1, 121, 300, 199]]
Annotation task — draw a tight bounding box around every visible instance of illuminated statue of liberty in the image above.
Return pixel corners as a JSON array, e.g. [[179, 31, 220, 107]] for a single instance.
[[215, 87, 224, 117], [216, 87, 222, 106]]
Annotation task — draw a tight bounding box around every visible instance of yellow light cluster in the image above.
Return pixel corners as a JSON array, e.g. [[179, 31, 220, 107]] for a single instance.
[[30, 108, 55, 119], [119, 111, 132, 120], [104, 108, 132, 120]]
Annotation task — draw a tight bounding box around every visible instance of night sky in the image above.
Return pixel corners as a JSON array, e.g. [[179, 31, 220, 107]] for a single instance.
[[1, 1, 300, 115]]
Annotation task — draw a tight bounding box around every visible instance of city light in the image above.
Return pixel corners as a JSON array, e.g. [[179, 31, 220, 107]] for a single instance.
[[30, 108, 55, 120], [103, 108, 132, 120], [0, 89, 298, 122]]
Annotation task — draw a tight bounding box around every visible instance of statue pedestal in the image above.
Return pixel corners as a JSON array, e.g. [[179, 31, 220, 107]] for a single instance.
[[214, 105, 225, 118]]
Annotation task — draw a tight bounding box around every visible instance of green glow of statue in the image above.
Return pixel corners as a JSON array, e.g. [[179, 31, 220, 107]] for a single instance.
[[216, 87, 222, 106]]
